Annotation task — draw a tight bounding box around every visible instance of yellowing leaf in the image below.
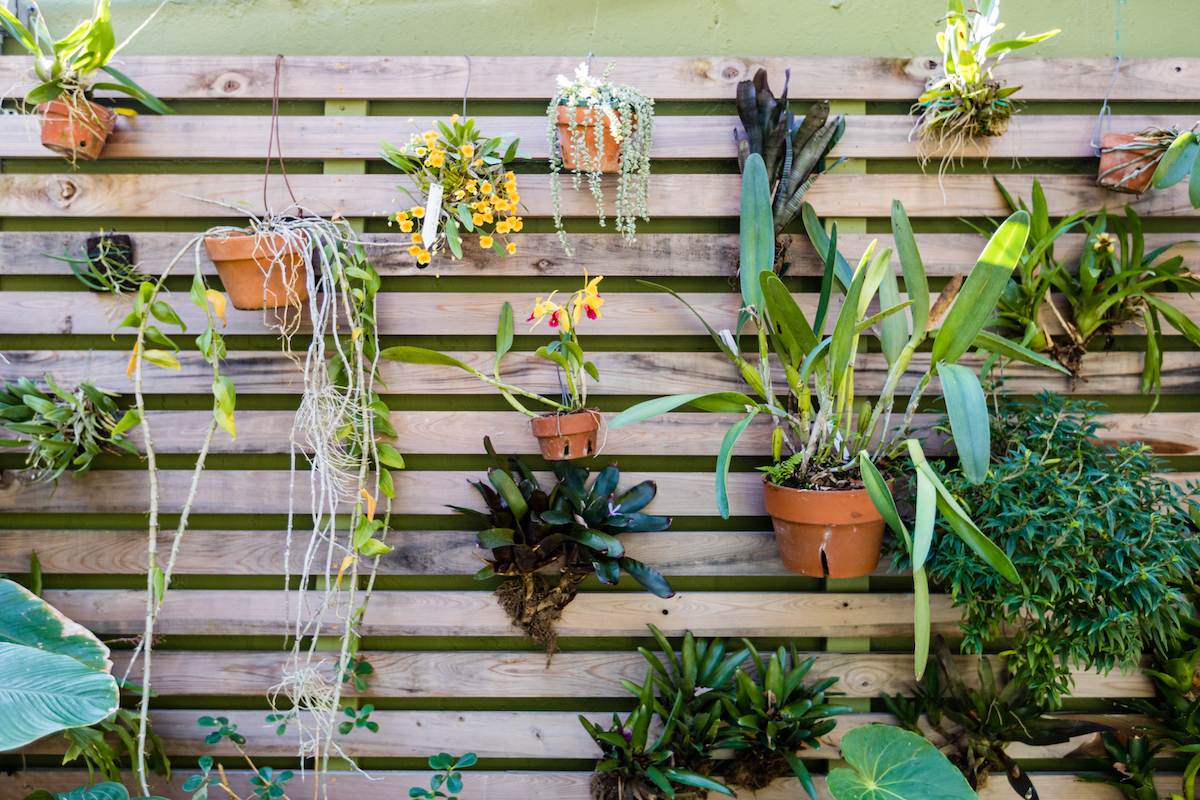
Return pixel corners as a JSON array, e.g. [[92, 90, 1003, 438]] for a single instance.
[[126, 344, 140, 378], [113, 107, 138, 116], [352, 327, 363, 341], [335, 555, 356, 587], [360, 488, 376, 522], [143, 349, 182, 371], [206, 289, 227, 326]]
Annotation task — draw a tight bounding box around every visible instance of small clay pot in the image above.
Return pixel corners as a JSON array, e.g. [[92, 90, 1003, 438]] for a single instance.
[[37, 99, 117, 161], [762, 476, 886, 578], [1097, 132, 1166, 195], [204, 232, 310, 311], [555, 105, 634, 174], [530, 409, 601, 461]]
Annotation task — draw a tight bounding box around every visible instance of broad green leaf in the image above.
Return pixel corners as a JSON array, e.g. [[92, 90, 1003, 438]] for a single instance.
[[802, 203, 855, 291], [1152, 131, 1197, 189], [858, 453, 909, 550], [659, 769, 734, 797], [716, 411, 757, 519], [938, 363, 989, 485], [0, 643, 119, 752], [475, 528, 515, 549], [487, 467, 528, 520], [931, 210, 1030, 365], [891, 201, 929, 337], [828, 252, 872, 394], [971, 330, 1069, 374], [739, 153, 774, 327], [913, 566, 931, 679], [877, 263, 908, 366], [911, 467, 936, 570], [827, 725, 976, 800], [0, 579, 112, 670], [609, 393, 757, 429], [376, 442, 406, 470], [495, 302, 514, 373], [381, 346, 480, 374]]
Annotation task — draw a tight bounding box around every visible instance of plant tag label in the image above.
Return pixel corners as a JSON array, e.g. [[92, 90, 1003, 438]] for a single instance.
[[421, 184, 444, 248]]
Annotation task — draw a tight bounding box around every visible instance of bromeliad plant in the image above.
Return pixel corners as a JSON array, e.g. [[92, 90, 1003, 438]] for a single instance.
[[714, 641, 851, 796], [734, 69, 845, 245], [582, 672, 734, 800], [0, 374, 138, 485], [381, 115, 525, 265], [612, 154, 1065, 674], [992, 178, 1200, 407], [913, 0, 1059, 173], [455, 439, 673, 655], [548, 60, 654, 255]]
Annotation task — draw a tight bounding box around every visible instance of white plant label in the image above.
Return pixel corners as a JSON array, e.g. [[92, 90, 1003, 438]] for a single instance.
[[421, 184, 444, 249]]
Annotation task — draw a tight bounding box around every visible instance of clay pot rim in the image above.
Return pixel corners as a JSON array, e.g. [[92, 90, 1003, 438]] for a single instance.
[[761, 474, 875, 494], [530, 408, 602, 436]]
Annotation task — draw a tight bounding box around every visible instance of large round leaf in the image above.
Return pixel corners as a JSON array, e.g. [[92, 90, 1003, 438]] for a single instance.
[[0, 578, 112, 670], [827, 725, 975, 800], [0, 642, 119, 751]]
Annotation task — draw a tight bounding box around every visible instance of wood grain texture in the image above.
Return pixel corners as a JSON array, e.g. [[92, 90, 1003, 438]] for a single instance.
[[4, 468, 1196, 516], [1, 173, 1198, 218], [106, 649, 1152, 699], [1, 56, 1196, 100], [40, 589, 961, 638], [0, 770, 1169, 800], [3, 113, 1196, 160], [2, 290, 1194, 338], [6, 231, 1196, 278], [4, 350, 1196, 398]]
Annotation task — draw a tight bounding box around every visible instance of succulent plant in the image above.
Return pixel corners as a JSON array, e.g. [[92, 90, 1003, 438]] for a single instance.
[[455, 438, 673, 653]]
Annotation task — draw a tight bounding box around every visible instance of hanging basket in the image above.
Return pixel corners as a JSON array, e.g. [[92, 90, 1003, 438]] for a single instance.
[[530, 409, 601, 461], [204, 232, 309, 311], [1097, 130, 1175, 195], [37, 99, 117, 162], [555, 106, 634, 174]]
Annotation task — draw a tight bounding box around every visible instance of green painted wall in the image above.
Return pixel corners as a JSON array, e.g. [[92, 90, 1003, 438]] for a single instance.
[[8, 0, 1198, 57]]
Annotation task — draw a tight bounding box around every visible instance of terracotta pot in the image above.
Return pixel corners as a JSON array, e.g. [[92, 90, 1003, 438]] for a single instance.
[[762, 476, 886, 578], [1097, 132, 1166, 195], [555, 105, 634, 174], [203, 232, 309, 311], [530, 409, 601, 461], [37, 99, 117, 161]]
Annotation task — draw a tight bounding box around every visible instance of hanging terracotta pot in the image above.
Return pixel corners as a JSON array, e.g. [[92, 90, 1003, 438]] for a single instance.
[[555, 106, 634, 174], [530, 409, 601, 461], [1097, 131, 1170, 195], [204, 232, 309, 311], [37, 99, 117, 162], [762, 477, 886, 578]]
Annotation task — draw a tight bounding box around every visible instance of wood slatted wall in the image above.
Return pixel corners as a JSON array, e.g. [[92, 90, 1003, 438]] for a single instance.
[[1, 56, 1199, 799]]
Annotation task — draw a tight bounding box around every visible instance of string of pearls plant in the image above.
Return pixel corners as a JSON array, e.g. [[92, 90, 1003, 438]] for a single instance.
[[547, 61, 654, 256]]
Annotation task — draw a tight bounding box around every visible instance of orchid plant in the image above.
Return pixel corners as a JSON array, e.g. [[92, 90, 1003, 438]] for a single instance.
[[382, 274, 605, 417]]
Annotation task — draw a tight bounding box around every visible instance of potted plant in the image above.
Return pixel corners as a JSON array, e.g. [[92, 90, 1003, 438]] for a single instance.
[[1151, 123, 1200, 208], [734, 68, 844, 273], [548, 61, 654, 255], [455, 439, 673, 654], [0, 0, 174, 164], [912, 0, 1059, 173], [381, 114, 526, 266], [382, 273, 607, 460], [1097, 126, 1183, 194], [611, 155, 1067, 674]]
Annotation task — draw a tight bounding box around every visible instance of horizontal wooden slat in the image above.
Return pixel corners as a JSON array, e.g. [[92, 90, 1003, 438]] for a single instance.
[[108, 649, 1152, 699], [3, 351, 1195, 398], [2, 290, 1194, 338], [42, 589, 959, 638], [2, 173, 1198, 218], [16, 708, 1116, 762], [4, 114, 1197, 160], [0, 771, 1167, 800], [6, 231, 1196, 279], [2, 56, 1197, 100], [4, 469, 1195, 516]]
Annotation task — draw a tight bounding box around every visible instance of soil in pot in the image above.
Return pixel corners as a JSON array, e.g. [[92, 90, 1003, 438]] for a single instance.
[[590, 771, 707, 800], [204, 232, 310, 310], [530, 409, 601, 461], [762, 477, 885, 579], [726, 749, 790, 792], [495, 572, 577, 656], [556, 106, 635, 174], [38, 99, 117, 162], [1097, 132, 1166, 194]]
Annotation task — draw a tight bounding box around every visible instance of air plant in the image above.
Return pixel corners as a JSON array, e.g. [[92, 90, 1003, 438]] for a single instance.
[[48, 233, 148, 294]]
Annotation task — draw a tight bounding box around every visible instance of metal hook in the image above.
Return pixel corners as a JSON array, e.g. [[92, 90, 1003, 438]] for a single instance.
[[1090, 55, 1122, 157]]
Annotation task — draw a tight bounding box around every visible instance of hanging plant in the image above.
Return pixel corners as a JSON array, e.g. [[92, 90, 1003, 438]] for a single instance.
[[1096, 126, 1182, 195], [45, 232, 147, 294], [0, 0, 174, 165], [381, 115, 526, 266], [456, 438, 673, 655], [912, 0, 1059, 174], [547, 61, 654, 255]]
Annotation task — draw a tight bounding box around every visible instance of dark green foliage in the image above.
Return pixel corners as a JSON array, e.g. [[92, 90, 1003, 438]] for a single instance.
[[248, 767, 293, 800], [883, 637, 1110, 800], [899, 392, 1200, 708], [336, 656, 375, 692], [338, 704, 378, 735], [408, 753, 477, 800], [714, 640, 851, 798], [581, 672, 734, 800], [0, 374, 139, 485], [1077, 733, 1164, 800], [183, 756, 220, 800], [197, 715, 245, 746], [733, 69, 845, 238], [61, 708, 170, 787]]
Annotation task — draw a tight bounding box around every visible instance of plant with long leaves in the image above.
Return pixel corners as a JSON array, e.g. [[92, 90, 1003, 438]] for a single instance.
[[633, 624, 750, 778], [1152, 122, 1200, 209], [1078, 733, 1169, 800], [48, 233, 148, 294], [611, 155, 1065, 675], [734, 69, 845, 242], [0, 374, 139, 485], [382, 273, 605, 417], [992, 179, 1200, 408], [913, 0, 1058, 173], [884, 636, 1110, 800], [581, 672, 735, 800], [455, 439, 673, 655], [894, 393, 1200, 709], [712, 640, 851, 797]]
